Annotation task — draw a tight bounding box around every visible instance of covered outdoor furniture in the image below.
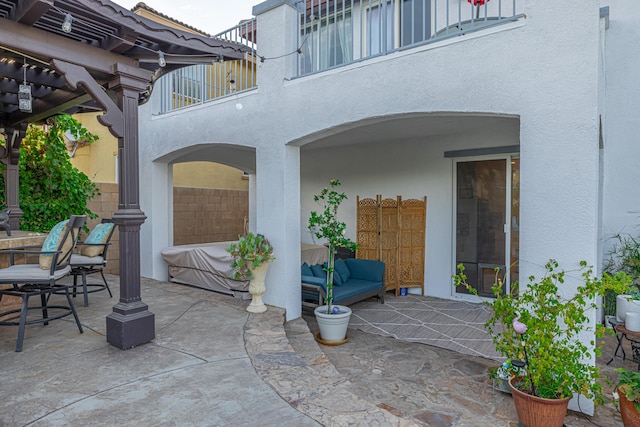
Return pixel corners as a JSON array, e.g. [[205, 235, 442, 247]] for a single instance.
[[0, 215, 86, 352], [301, 258, 386, 308], [161, 242, 250, 297], [68, 219, 116, 307]]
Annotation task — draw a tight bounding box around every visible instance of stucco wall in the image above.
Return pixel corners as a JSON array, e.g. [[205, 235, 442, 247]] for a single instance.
[[601, 1, 640, 252], [138, 1, 604, 326]]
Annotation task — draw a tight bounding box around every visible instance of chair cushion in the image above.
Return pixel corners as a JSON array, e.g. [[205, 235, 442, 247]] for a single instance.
[[81, 222, 114, 257], [334, 258, 351, 283], [301, 262, 313, 277], [70, 253, 105, 266], [0, 264, 71, 282], [39, 220, 69, 270]]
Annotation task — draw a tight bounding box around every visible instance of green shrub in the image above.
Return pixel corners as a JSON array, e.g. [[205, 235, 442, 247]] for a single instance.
[[0, 115, 99, 232]]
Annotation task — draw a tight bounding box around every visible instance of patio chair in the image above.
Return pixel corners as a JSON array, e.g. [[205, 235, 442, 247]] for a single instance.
[[68, 219, 116, 307], [0, 215, 86, 352]]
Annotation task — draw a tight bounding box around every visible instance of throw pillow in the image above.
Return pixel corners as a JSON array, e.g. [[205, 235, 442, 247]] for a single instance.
[[332, 267, 343, 286], [334, 258, 351, 283], [301, 262, 313, 277], [310, 264, 326, 280], [39, 220, 69, 270], [81, 222, 115, 257]]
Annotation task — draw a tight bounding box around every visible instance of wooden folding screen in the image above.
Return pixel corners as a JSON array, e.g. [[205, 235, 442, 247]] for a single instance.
[[356, 195, 427, 296]]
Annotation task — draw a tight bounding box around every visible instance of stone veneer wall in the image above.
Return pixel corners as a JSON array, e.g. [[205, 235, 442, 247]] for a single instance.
[[88, 184, 249, 274], [173, 187, 248, 246]]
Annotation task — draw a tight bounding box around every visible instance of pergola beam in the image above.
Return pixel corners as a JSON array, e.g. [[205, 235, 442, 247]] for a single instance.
[[0, 19, 140, 75]]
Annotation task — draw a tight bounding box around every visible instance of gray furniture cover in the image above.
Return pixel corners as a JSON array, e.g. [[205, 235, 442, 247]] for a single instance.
[[161, 242, 250, 298]]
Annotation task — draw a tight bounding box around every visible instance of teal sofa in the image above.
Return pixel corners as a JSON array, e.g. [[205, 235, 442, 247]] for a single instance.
[[301, 258, 385, 308]]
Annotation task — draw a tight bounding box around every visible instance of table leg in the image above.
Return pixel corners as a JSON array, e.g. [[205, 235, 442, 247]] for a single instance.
[[608, 329, 627, 365]]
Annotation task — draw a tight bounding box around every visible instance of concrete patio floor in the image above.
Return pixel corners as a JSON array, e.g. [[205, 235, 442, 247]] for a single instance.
[[0, 275, 630, 426]]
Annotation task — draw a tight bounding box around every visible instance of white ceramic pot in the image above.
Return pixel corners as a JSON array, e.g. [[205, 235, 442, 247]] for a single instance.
[[314, 305, 351, 343], [616, 295, 640, 322], [627, 313, 640, 332]]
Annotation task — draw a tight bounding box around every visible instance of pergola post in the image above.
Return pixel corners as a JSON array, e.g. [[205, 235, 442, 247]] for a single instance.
[[1, 125, 25, 231], [106, 64, 155, 349]]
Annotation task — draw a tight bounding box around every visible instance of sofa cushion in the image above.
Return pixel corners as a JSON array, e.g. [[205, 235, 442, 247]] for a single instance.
[[302, 275, 326, 287], [332, 267, 343, 286], [301, 262, 313, 277], [334, 258, 351, 283], [310, 264, 326, 280], [345, 258, 385, 282], [331, 279, 384, 303]]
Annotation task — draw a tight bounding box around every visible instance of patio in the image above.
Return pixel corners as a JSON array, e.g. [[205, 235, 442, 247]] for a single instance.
[[0, 275, 627, 426]]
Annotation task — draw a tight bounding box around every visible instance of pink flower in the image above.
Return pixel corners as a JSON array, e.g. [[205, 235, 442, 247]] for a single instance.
[[468, 0, 487, 5]]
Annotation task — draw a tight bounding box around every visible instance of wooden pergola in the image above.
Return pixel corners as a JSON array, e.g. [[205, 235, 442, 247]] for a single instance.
[[0, 0, 249, 349]]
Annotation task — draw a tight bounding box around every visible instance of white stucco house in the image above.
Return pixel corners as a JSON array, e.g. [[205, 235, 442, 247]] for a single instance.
[[137, 0, 638, 364]]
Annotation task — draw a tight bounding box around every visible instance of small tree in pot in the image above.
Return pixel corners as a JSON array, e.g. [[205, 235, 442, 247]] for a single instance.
[[308, 179, 358, 315], [454, 259, 631, 427], [227, 232, 275, 313]]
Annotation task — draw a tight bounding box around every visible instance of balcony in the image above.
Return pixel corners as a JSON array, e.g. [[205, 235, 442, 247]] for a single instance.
[[155, 0, 523, 115], [155, 19, 258, 115]]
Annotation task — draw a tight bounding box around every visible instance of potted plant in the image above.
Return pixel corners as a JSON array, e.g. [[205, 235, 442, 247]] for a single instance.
[[614, 367, 640, 426], [454, 259, 631, 427], [308, 179, 358, 343], [604, 233, 640, 324], [227, 232, 275, 313]]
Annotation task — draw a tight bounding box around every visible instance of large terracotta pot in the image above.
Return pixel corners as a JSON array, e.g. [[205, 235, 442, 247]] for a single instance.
[[619, 389, 640, 427], [508, 377, 570, 427]]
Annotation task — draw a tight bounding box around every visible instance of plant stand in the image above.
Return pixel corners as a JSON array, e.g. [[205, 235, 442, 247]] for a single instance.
[[246, 262, 270, 313]]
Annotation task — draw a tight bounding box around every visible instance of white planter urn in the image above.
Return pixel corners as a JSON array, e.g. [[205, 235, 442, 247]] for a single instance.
[[314, 305, 351, 343], [246, 262, 271, 314], [616, 294, 640, 323]]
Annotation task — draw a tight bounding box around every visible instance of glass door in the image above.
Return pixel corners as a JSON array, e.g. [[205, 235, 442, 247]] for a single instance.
[[454, 157, 519, 297]]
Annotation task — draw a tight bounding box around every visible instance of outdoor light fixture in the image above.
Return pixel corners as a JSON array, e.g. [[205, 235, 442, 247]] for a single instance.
[[18, 59, 32, 113], [18, 85, 32, 113], [61, 13, 73, 33], [158, 51, 166, 67]]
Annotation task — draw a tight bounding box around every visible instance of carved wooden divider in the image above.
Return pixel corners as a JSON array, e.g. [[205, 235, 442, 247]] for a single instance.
[[356, 195, 427, 296]]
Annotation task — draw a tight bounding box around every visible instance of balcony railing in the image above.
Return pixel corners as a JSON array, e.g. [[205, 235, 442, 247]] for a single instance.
[[156, 19, 258, 115], [298, 0, 523, 76]]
